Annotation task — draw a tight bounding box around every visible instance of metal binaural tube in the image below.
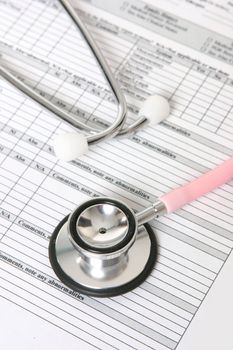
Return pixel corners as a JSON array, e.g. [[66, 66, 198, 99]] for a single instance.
[[0, 65, 98, 132], [59, 0, 128, 145], [0, 0, 128, 147]]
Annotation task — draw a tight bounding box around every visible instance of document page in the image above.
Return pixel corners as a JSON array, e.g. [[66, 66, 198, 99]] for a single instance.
[[0, 1, 233, 349]]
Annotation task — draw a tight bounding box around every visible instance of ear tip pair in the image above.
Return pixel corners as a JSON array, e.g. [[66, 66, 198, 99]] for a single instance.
[[53, 94, 170, 161], [53, 132, 88, 162]]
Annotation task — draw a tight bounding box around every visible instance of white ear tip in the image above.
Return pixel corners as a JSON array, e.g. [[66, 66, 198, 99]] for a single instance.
[[53, 132, 88, 161], [139, 94, 170, 125]]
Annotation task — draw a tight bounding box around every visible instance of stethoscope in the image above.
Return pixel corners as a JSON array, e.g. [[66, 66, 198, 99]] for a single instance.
[[49, 158, 233, 297], [1, 0, 233, 297]]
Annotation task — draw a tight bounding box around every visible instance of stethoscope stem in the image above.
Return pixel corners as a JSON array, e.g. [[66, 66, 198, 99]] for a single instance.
[[135, 200, 166, 226]]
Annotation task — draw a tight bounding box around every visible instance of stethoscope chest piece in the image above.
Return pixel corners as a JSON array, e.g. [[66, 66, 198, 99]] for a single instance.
[[49, 198, 157, 297]]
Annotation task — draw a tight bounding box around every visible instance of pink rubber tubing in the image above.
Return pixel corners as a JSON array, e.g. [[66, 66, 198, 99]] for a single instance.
[[160, 156, 233, 214]]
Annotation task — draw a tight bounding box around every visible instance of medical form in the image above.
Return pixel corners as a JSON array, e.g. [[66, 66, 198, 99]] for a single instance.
[[0, 0, 233, 349]]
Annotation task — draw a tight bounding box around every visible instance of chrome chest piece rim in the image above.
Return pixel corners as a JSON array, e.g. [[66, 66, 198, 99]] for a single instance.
[[49, 198, 157, 297]]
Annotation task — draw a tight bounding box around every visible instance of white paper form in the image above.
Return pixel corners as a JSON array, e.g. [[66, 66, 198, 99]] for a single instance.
[[146, 0, 233, 38], [0, 0, 233, 349]]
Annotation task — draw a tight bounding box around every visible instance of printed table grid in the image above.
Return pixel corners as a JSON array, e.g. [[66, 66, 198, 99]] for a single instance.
[[0, 1, 233, 350]]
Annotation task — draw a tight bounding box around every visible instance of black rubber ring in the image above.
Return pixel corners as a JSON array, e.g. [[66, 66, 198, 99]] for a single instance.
[[49, 216, 158, 298], [68, 198, 136, 254]]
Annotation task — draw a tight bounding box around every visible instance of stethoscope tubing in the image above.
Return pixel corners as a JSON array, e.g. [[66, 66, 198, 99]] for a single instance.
[[160, 155, 233, 214]]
